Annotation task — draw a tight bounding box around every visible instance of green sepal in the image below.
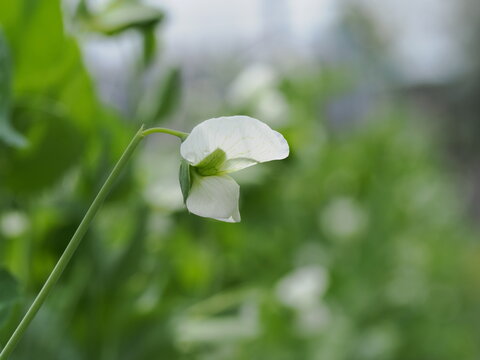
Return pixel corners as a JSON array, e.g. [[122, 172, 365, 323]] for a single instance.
[[195, 148, 226, 176], [179, 159, 192, 203]]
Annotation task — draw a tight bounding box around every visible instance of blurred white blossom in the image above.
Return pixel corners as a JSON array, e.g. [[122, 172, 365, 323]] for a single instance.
[[255, 90, 290, 127], [228, 63, 278, 105], [228, 64, 290, 126], [320, 197, 368, 241], [175, 300, 260, 344], [276, 265, 329, 309], [296, 303, 331, 335], [276, 265, 331, 335], [0, 211, 29, 238]]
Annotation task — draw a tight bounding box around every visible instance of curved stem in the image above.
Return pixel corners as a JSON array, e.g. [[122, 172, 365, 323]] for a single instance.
[[0, 126, 146, 359], [142, 127, 188, 140], [0, 124, 188, 359]]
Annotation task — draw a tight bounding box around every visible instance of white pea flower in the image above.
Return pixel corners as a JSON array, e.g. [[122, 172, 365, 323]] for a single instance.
[[179, 116, 289, 222]]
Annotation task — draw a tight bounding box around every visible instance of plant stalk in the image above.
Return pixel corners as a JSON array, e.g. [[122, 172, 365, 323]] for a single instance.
[[0, 126, 149, 359], [141, 127, 188, 140]]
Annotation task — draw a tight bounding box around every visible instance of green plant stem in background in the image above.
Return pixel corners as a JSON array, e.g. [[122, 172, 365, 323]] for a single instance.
[[0, 125, 186, 359]]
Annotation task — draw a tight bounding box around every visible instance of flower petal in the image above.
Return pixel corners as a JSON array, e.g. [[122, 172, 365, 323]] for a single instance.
[[180, 116, 289, 172], [186, 175, 241, 223]]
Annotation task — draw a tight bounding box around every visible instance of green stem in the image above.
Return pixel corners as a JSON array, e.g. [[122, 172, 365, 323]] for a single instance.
[[141, 127, 188, 140], [0, 126, 150, 359]]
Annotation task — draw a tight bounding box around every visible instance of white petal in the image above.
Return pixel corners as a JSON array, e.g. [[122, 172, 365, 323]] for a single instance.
[[186, 175, 241, 223], [181, 116, 289, 172]]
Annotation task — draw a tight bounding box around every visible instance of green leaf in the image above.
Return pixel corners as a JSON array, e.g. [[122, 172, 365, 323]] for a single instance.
[[179, 159, 192, 203], [138, 67, 182, 125], [154, 67, 181, 121], [0, 0, 102, 132], [0, 268, 21, 328], [87, 3, 164, 36], [195, 148, 227, 176], [142, 25, 157, 67], [1, 1, 80, 95], [0, 0, 125, 196], [0, 30, 26, 147], [2, 104, 84, 195]]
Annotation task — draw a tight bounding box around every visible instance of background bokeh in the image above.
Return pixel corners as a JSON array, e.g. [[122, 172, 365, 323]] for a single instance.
[[1, 1, 480, 359]]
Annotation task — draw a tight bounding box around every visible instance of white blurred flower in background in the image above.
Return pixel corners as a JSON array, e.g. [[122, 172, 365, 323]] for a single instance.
[[320, 197, 368, 242], [255, 90, 290, 127], [296, 303, 331, 335], [276, 265, 331, 334], [276, 265, 329, 309], [0, 211, 29, 238], [228, 63, 290, 127], [228, 63, 277, 105], [175, 300, 259, 344]]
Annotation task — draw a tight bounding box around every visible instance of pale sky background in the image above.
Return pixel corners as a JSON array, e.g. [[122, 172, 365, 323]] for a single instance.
[[147, 0, 466, 83], [83, 0, 469, 108]]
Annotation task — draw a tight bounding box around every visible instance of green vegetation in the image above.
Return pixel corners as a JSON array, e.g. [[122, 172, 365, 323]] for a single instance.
[[1, 1, 479, 359]]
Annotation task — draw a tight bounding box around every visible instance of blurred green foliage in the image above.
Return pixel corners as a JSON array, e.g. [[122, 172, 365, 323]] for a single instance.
[[0, 30, 25, 148], [1, 1, 480, 360]]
